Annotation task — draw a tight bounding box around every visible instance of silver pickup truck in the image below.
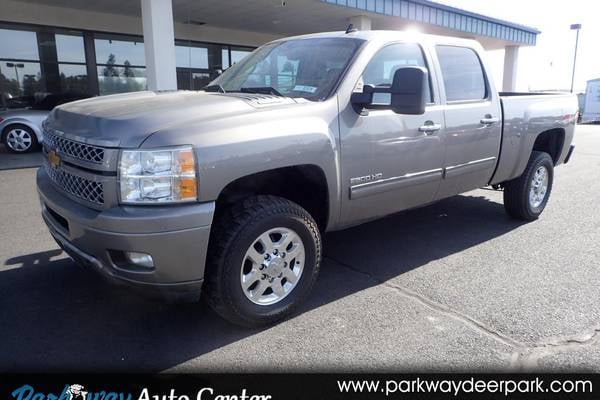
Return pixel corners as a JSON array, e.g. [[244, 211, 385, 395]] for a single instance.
[[37, 30, 577, 327]]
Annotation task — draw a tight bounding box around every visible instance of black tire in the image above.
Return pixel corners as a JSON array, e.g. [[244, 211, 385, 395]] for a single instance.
[[2, 124, 38, 153], [503, 151, 554, 221], [204, 195, 321, 327]]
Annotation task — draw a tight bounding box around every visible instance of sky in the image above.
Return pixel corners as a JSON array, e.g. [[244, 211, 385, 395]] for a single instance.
[[435, 0, 599, 93]]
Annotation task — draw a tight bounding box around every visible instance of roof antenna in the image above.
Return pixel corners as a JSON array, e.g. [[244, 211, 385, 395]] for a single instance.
[[345, 24, 358, 34]]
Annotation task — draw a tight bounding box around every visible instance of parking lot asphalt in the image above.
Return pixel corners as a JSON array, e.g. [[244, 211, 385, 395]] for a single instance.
[[1, 125, 598, 373], [0, 145, 43, 170]]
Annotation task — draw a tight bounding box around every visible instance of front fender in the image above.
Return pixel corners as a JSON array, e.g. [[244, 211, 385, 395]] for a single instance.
[[141, 99, 342, 230]]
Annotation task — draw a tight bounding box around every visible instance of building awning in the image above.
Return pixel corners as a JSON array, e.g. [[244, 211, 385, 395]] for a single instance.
[[322, 0, 540, 45]]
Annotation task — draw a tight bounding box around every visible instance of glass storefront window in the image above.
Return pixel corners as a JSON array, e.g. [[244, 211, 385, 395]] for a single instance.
[[221, 48, 231, 69], [97, 66, 146, 95], [175, 45, 208, 69], [230, 46, 253, 66], [0, 28, 39, 60], [56, 34, 86, 63], [1, 23, 257, 102], [59, 64, 88, 94], [0, 61, 42, 98], [94, 37, 145, 66]]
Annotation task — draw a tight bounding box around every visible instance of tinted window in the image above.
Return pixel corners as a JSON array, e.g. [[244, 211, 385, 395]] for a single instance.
[[361, 43, 432, 104], [175, 45, 208, 69], [0, 29, 39, 60], [94, 37, 145, 66], [97, 66, 146, 95], [436, 45, 486, 101], [59, 64, 88, 94], [230, 48, 252, 65], [0, 61, 42, 99], [56, 34, 86, 63]]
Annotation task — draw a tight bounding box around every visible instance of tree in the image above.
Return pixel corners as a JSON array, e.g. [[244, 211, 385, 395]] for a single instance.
[[102, 54, 120, 77], [123, 60, 135, 78]]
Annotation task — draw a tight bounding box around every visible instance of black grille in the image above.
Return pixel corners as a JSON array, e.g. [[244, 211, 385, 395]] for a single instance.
[[44, 162, 104, 205], [44, 129, 105, 164]]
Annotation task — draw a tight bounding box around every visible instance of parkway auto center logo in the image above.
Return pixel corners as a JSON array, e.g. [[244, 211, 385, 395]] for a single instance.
[[12, 384, 132, 400], [10, 384, 272, 400]]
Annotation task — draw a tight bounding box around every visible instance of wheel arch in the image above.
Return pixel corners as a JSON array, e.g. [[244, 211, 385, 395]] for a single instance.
[[532, 127, 565, 165], [213, 164, 330, 232]]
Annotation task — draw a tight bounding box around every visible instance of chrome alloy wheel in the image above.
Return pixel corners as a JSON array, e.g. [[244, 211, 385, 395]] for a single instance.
[[240, 227, 305, 306], [6, 128, 33, 152], [529, 165, 549, 208]]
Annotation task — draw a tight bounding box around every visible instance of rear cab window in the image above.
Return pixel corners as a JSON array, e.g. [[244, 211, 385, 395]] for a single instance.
[[435, 45, 487, 102]]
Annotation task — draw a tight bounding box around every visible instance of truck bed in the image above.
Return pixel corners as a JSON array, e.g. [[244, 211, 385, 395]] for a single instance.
[[490, 92, 578, 185]]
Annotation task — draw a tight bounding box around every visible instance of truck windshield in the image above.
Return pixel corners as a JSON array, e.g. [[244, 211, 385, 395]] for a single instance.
[[207, 37, 364, 101]]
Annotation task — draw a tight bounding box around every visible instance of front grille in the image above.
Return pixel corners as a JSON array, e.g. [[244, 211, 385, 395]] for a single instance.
[[44, 128, 105, 164], [44, 162, 105, 205]]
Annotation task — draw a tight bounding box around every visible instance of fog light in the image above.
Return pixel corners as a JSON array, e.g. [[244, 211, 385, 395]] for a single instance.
[[125, 251, 154, 268]]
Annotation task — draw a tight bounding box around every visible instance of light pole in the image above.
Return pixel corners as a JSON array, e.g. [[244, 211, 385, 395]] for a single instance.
[[6, 62, 25, 92], [570, 24, 581, 93]]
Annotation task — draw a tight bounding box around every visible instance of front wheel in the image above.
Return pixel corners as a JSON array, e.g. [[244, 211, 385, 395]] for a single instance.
[[204, 195, 321, 327], [503, 151, 554, 221], [3, 124, 38, 153]]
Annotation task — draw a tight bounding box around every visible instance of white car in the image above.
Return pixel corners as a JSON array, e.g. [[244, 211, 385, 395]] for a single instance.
[[1, 94, 89, 153], [0, 107, 48, 153]]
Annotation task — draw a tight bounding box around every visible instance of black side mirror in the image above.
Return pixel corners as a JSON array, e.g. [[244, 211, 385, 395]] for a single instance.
[[351, 66, 428, 115], [389, 66, 428, 115]]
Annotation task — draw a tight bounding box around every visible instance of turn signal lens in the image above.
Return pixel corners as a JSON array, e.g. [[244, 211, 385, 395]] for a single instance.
[[178, 149, 196, 175]]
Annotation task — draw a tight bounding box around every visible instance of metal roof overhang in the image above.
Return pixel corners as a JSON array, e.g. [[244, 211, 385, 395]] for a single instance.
[[322, 0, 539, 46]]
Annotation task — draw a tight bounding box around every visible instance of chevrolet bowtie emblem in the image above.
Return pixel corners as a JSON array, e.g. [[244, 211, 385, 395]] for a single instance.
[[48, 150, 61, 168]]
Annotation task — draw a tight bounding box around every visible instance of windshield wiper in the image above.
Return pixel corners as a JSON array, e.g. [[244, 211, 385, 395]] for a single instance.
[[204, 84, 226, 93], [240, 87, 285, 97]]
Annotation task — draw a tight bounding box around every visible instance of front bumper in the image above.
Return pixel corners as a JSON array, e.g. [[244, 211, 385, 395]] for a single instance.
[[37, 168, 215, 301]]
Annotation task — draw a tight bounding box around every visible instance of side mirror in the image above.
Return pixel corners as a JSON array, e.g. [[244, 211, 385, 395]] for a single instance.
[[351, 66, 428, 115]]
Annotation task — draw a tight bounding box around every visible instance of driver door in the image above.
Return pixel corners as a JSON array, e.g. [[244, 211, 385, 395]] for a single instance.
[[339, 42, 446, 224]]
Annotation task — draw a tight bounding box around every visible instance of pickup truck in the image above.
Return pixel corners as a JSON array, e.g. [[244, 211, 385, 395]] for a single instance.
[[37, 30, 577, 327]]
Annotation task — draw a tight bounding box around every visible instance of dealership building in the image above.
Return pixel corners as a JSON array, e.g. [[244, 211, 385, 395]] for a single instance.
[[0, 0, 539, 103]]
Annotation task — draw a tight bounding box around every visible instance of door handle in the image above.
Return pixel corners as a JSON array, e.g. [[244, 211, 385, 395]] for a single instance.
[[418, 121, 441, 135], [480, 114, 499, 125]]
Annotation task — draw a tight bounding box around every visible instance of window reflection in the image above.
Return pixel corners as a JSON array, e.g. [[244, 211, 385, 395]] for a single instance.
[[95, 37, 145, 66], [175, 45, 208, 69], [0, 61, 42, 97], [59, 64, 88, 94], [56, 34, 86, 63], [230, 47, 252, 66], [97, 66, 146, 95], [0, 28, 39, 60], [0, 23, 257, 101]]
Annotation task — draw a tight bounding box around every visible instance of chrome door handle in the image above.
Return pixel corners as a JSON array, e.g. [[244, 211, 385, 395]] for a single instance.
[[418, 121, 441, 135], [480, 115, 499, 125]]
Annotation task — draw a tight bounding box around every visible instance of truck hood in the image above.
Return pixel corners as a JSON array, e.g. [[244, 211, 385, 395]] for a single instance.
[[46, 91, 302, 148]]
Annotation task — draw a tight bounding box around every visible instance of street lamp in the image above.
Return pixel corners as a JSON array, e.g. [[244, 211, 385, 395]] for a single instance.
[[570, 24, 581, 93], [6, 62, 25, 91]]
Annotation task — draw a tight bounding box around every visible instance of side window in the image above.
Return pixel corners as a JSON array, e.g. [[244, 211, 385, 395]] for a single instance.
[[361, 43, 432, 105], [436, 45, 487, 102]]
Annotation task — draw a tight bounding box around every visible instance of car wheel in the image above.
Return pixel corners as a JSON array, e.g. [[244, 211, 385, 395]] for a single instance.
[[3, 124, 38, 153], [204, 195, 321, 327], [503, 151, 554, 221]]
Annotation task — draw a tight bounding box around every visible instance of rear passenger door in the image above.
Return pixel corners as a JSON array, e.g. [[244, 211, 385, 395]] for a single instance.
[[434, 45, 502, 199]]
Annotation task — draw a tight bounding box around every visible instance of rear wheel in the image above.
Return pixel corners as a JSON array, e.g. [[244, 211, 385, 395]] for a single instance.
[[503, 151, 554, 220], [204, 195, 321, 327], [3, 124, 38, 153]]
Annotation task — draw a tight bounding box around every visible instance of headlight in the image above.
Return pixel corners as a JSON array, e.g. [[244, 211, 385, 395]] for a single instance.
[[119, 146, 197, 204]]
